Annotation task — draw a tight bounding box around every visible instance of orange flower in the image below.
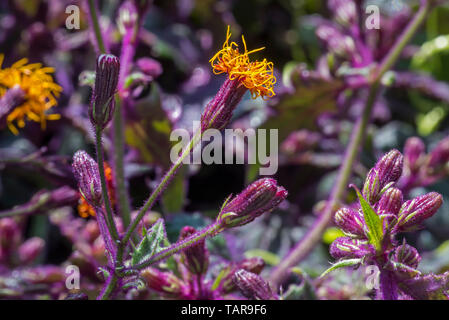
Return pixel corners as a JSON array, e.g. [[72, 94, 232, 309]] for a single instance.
[[0, 54, 62, 135], [209, 26, 276, 100], [77, 162, 115, 218]]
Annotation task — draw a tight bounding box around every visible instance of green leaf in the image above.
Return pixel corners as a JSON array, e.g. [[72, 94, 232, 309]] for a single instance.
[[320, 258, 362, 278], [354, 186, 383, 251], [132, 219, 168, 266]]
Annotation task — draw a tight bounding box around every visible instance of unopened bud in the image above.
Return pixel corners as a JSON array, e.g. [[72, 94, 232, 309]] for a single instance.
[[396, 192, 443, 232], [376, 187, 403, 216], [334, 207, 366, 237], [403, 137, 425, 174], [393, 242, 421, 269], [216, 178, 287, 229], [201, 78, 247, 132], [72, 150, 102, 207], [330, 237, 374, 260], [427, 137, 449, 172], [18, 237, 45, 264], [179, 226, 209, 275], [90, 54, 120, 128], [141, 267, 186, 298], [363, 150, 403, 203], [233, 269, 275, 300], [239, 257, 266, 275]]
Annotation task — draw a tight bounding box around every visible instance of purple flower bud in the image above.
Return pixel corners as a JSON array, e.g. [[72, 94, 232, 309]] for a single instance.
[[216, 178, 288, 229], [136, 57, 163, 79], [200, 78, 248, 132], [334, 207, 366, 237], [396, 192, 443, 232], [328, 0, 357, 26], [427, 136, 449, 171], [72, 150, 102, 207], [18, 237, 45, 264], [363, 150, 403, 203], [393, 243, 421, 269], [0, 218, 20, 258], [233, 269, 275, 300], [179, 226, 209, 275], [239, 257, 266, 275], [0, 85, 25, 120], [403, 137, 425, 174], [330, 237, 374, 260], [315, 24, 355, 58], [376, 149, 404, 186], [117, 0, 138, 34], [376, 187, 403, 216], [141, 267, 187, 298], [90, 54, 120, 129]]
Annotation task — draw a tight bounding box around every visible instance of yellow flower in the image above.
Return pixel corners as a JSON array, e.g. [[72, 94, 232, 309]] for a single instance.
[[209, 26, 276, 100], [0, 54, 62, 135]]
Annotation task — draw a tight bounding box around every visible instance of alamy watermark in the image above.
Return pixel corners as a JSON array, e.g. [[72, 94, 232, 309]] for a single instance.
[[170, 121, 279, 175]]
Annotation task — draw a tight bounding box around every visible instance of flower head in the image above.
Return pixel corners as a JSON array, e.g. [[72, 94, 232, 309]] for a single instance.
[[72, 150, 102, 208], [209, 26, 276, 100], [0, 54, 62, 135]]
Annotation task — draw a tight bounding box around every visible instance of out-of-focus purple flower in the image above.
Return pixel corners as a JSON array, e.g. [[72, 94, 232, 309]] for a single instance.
[[396, 192, 443, 232], [117, 0, 138, 35], [233, 269, 276, 300], [179, 226, 209, 275], [330, 237, 374, 260], [281, 129, 321, 156], [328, 0, 357, 27], [0, 85, 25, 122], [136, 57, 163, 79], [316, 24, 356, 58], [90, 54, 120, 129], [18, 237, 45, 265], [427, 137, 449, 172], [216, 178, 288, 229], [404, 137, 426, 174], [72, 150, 102, 207]]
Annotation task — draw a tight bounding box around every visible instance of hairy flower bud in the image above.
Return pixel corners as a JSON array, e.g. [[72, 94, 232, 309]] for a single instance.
[[404, 137, 425, 174], [330, 237, 374, 260], [363, 150, 403, 203], [72, 150, 102, 207], [216, 178, 287, 229], [334, 207, 366, 237], [90, 54, 120, 128], [393, 243, 421, 269], [200, 78, 247, 132], [179, 226, 209, 275], [141, 267, 187, 298], [376, 187, 403, 216], [18, 237, 45, 264], [396, 192, 443, 232], [233, 269, 275, 300]]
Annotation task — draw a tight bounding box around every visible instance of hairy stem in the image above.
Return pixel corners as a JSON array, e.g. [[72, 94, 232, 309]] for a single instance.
[[98, 274, 118, 300], [133, 222, 221, 270], [95, 125, 120, 241], [269, 0, 431, 288]]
